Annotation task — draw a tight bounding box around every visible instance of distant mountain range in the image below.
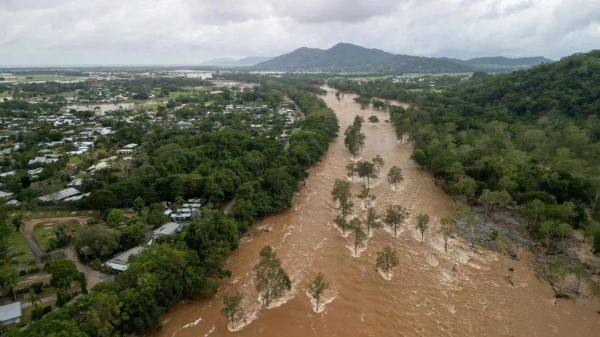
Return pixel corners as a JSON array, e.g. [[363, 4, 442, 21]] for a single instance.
[[252, 43, 553, 73], [202, 56, 273, 67]]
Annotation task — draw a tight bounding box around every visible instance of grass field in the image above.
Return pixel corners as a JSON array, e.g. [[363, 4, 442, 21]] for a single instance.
[[33, 220, 81, 252], [6, 228, 35, 265], [6, 75, 87, 83], [11, 209, 101, 219]]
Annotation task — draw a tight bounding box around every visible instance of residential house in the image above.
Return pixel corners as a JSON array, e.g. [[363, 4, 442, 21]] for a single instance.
[[0, 302, 21, 326]]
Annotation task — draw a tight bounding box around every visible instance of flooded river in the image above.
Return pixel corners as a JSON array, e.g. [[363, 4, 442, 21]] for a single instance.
[[157, 90, 600, 337]]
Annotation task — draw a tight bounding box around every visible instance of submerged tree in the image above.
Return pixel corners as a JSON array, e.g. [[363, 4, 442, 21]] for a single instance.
[[453, 202, 477, 240], [384, 204, 409, 237], [372, 155, 385, 176], [308, 272, 330, 312], [358, 184, 375, 208], [356, 161, 377, 188], [349, 217, 367, 256], [346, 163, 357, 181], [376, 245, 399, 280], [365, 207, 382, 236], [334, 214, 351, 236], [368, 115, 380, 124], [536, 258, 569, 298], [332, 179, 354, 218], [387, 166, 403, 189], [439, 217, 456, 253], [222, 292, 245, 329], [415, 213, 430, 242], [253, 246, 292, 308]]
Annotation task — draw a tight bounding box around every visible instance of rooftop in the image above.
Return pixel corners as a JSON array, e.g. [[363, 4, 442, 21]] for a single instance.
[[105, 246, 145, 271], [0, 302, 21, 322], [153, 222, 180, 236]]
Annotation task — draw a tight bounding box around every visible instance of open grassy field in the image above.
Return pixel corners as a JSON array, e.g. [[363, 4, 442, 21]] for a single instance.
[[6, 228, 35, 265], [33, 220, 81, 252], [11, 209, 101, 219], [4, 75, 87, 83]]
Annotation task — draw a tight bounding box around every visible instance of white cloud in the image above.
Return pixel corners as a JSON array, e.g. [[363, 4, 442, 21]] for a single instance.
[[0, 0, 597, 65]]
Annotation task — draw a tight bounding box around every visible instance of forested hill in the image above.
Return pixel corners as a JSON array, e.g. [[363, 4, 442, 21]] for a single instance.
[[331, 49, 600, 247], [450, 56, 553, 72], [444, 50, 600, 118], [253, 42, 551, 73]]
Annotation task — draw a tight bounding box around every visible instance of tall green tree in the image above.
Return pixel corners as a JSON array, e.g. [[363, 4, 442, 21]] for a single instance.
[[376, 245, 399, 280], [384, 204, 409, 237], [349, 217, 367, 256], [415, 213, 430, 242], [45, 258, 79, 290], [331, 179, 353, 218], [439, 217, 456, 253], [308, 272, 329, 312], [106, 209, 125, 228], [372, 155, 385, 175], [356, 161, 377, 188], [222, 292, 244, 329], [0, 266, 18, 300], [365, 207, 381, 236], [133, 197, 145, 215], [253, 246, 291, 308], [387, 166, 403, 190]]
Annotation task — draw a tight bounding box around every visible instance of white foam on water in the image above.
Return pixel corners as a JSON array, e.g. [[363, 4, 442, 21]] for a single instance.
[[378, 269, 394, 281], [204, 326, 215, 336], [182, 317, 203, 329], [306, 289, 338, 313], [345, 242, 368, 258]]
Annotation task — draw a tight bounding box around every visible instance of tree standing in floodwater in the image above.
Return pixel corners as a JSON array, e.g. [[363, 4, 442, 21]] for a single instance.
[[439, 217, 456, 252], [387, 166, 403, 190], [253, 246, 291, 308], [376, 245, 399, 280], [384, 204, 409, 237], [222, 292, 244, 329], [308, 272, 330, 312], [349, 217, 367, 256], [365, 207, 382, 236], [372, 154, 385, 175], [332, 179, 354, 219], [416, 213, 430, 242]]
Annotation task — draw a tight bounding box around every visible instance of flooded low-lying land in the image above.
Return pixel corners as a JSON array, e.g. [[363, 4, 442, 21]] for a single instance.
[[157, 90, 600, 337]]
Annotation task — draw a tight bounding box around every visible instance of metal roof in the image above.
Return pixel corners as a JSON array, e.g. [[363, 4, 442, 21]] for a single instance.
[[0, 302, 21, 322]]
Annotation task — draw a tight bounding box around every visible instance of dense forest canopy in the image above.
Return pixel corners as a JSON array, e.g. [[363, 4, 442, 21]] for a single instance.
[[330, 50, 600, 237], [10, 76, 338, 336]]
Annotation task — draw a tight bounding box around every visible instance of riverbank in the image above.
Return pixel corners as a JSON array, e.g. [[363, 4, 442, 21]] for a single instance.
[[156, 89, 600, 337]]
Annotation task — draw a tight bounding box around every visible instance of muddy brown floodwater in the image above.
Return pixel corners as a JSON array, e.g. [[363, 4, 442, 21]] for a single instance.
[[157, 89, 600, 337]]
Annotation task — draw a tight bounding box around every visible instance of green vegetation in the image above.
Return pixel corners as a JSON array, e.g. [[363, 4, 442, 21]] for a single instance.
[[11, 75, 338, 335], [33, 220, 79, 252], [253, 246, 291, 308], [376, 245, 399, 280], [307, 272, 329, 311], [330, 51, 600, 251], [221, 292, 245, 329]]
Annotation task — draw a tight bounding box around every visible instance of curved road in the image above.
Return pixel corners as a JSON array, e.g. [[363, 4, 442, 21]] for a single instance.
[[22, 216, 111, 288]]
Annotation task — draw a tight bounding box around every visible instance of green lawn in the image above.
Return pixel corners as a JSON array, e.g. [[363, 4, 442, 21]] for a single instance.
[[6, 229, 35, 265], [33, 220, 81, 252], [13, 210, 101, 219], [10, 75, 86, 83]]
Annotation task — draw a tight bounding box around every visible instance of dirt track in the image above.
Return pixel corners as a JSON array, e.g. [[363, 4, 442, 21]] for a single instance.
[[22, 216, 111, 288]]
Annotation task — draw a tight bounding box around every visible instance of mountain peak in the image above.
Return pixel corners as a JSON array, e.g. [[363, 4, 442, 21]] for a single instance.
[[253, 42, 551, 73]]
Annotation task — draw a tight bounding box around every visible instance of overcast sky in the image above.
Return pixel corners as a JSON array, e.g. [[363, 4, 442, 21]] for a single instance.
[[1, 0, 599, 66]]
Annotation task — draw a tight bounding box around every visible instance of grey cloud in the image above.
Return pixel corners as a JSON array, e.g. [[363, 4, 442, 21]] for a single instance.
[[0, 0, 598, 65], [271, 0, 400, 23]]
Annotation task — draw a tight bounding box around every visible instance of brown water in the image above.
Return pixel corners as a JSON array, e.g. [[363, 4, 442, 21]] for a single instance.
[[157, 90, 600, 337]]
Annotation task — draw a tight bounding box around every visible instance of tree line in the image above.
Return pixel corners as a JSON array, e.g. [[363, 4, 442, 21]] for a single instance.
[[12, 76, 339, 336]]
